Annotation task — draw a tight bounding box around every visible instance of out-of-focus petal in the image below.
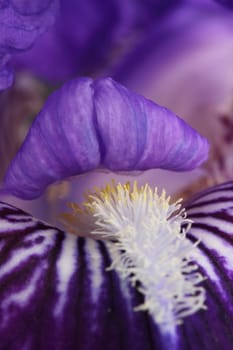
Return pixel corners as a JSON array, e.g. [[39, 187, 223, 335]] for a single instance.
[[0, 73, 47, 180], [3, 77, 209, 199], [0, 0, 58, 90], [215, 0, 233, 10], [12, 0, 182, 84], [113, 2, 233, 181]]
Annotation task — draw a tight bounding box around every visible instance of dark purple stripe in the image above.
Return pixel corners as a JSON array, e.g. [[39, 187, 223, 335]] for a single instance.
[[190, 222, 233, 246], [30, 230, 65, 350], [186, 237, 233, 347], [189, 212, 233, 228], [187, 196, 233, 210], [185, 182, 233, 208]]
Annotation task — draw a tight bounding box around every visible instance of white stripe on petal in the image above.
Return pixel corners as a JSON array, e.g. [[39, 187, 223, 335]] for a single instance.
[[191, 189, 233, 205], [54, 232, 78, 318], [188, 201, 233, 215], [191, 227, 233, 272], [85, 239, 104, 303], [0, 229, 56, 279], [0, 219, 37, 232], [191, 242, 224, 291], [191, 217, 233, 235], [1, 266, 43, 327]]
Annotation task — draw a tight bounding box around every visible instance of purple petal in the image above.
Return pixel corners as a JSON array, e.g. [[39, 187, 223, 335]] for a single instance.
[[11, 0, 54, 15], [12, 0, 182, 84], [215, 0, 233, 10], [0, 201, 165, 350], [0, 0, 58, 90], [112, 2, 233, 180], [178, 181, 233, 350], [3, 77, 209, 199], [1, 181, 233, 349]]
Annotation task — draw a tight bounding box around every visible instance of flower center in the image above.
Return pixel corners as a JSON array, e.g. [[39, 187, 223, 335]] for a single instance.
[[61, 181, 206, 326]]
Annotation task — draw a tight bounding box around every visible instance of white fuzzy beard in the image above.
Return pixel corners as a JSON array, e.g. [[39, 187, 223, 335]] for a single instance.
[[88, 182, 206, 326]]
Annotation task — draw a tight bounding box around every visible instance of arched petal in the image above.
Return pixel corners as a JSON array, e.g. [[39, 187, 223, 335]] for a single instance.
[[3, 77, 209, 199]]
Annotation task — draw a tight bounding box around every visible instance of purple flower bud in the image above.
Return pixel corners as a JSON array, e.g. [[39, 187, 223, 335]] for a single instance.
[[3, 77, 209, 199]]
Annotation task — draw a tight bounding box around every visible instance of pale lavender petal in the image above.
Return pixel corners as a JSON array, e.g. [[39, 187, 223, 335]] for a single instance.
[[3, 77, 209, 199]]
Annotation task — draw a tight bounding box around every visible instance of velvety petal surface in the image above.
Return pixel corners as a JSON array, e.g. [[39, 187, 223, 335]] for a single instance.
[[0, 0, 58, 90], [181, 181, 233, 350], [0, 201, 164, 350], [3, 77, 209, 199], [1, 182, 233, 349]]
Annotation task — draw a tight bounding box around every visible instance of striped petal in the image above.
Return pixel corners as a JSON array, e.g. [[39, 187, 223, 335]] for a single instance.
[[3, 77, 209, 199], [0, 201, 166, 350], [1, 181, 233, 349], [179, 181, 233, 350]]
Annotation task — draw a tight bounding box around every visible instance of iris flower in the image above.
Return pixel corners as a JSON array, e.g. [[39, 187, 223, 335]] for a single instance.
[[3, 77, 231, 350], [1, 2, 233, 350]]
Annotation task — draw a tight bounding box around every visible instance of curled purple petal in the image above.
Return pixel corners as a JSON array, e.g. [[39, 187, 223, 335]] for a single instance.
[[94, 78, 209, 171], [0, 0, 58, 90], [3, 77, 209, 199]]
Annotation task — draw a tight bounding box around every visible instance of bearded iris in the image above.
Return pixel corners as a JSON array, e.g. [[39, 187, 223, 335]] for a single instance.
[[62, 182, 206, 327], [1, 1, 233, 349], [2, 76, 227, 350]]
